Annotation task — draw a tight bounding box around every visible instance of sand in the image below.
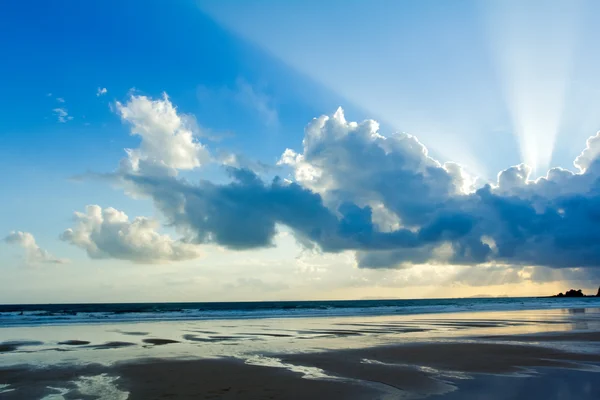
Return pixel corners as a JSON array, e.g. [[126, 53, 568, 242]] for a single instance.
[[2, 336, 600, 399], [482, 330, 600, 342], [2, 309, 600, 399], [0, 359, 380, 400]]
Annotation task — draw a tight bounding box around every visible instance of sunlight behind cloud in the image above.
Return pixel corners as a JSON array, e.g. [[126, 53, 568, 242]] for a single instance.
[[482, 0, 583, 176]]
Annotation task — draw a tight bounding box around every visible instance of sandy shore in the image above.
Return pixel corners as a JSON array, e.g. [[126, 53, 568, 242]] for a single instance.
[[0, 358, 381, 400], [2, 330, 600, 399], [1, 309, 600, 399]]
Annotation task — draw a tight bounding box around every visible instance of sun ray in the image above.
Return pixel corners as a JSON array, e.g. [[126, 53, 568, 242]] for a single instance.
[[482, 0, 584, 176]]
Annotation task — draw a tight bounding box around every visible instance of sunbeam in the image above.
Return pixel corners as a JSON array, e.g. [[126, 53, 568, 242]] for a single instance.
[[483, 0, 584, 176]]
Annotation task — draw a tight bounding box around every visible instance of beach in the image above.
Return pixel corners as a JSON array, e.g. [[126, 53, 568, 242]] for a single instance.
[[1, 301, 600, 399]]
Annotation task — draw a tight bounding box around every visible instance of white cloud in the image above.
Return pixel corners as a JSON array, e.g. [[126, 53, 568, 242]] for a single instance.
[[56, 97, 65, 103], [279, 107, 457, 217], [276, 108, 600, 270], [4, 231, 68, 265], [60, 205, 203, 263], [97, 87, 108, 96], [73, 94, 600, 282], [53, 108, 73, 123], [154, 107, 600, 271], [574, 131, 600, 172], [116, 93, 210, 175], [495, 163, 531, 192]]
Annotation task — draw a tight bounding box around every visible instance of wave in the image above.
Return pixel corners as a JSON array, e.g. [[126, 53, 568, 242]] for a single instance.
[[1, 297, 599, 327]]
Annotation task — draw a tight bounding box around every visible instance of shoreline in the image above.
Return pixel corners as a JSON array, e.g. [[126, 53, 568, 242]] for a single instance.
[[2, 297, 600, 328], [2, 307, 600, 399], [2, 330, 600, 399]]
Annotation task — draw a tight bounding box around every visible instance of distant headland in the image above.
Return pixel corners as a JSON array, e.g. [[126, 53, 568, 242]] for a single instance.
[[552, 287, 600, 298]]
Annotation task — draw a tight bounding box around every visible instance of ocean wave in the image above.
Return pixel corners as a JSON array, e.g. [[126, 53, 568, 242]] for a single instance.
[[1, 297, 599, 327]]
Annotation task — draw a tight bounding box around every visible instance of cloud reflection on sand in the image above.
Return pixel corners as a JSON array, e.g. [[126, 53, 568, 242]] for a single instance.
[[1, 307, 599, 369], [0, 308, 600, 399]]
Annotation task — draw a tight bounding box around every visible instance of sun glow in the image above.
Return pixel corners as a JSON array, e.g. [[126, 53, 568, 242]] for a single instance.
[[483, 0, 584, 176]]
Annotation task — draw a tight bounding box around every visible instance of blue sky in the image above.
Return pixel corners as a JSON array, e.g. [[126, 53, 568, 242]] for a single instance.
[[1, 0, 337, 244], [3, 0, 600, 303]]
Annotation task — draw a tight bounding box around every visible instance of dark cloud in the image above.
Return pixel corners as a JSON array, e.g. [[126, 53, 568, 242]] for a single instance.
[[126, 158, 600, 270], [126, 169, 457, 254], [75, 94, 600, 276]]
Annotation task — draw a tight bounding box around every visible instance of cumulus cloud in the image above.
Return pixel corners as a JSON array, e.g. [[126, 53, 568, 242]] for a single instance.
[[279, 107, 468, 221], [125, 162, 479, 266], [97, 87, 108, 96], [4, 231, 67, 265], [86, 94, 600, 275], [116, 93, 210, 176], [275, 109, 600, 270], [60, 205, 202, 263], [53, 108, 73, 123], [56, 97, 65, 103], [574, 132, 600, 172], [187, 112, 600, 269]]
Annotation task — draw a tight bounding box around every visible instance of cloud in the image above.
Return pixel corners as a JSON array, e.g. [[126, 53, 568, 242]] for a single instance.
[[279, 107, 466, 219], [56, 97, 65, 103], [574, 132, 600, 172], [527, 265, 600, 284], [217, 151, 277, 175], [4, 231, 68, 265], [53, 108, 73, 123], [116, 93, 210, 176], [125, 163, 477, 265], [97, 87, 108, 96], [277, 109, 600, 270], [453, 265, 525, 287], [93, 94, 600, 276], [60, 205, 202, 263]]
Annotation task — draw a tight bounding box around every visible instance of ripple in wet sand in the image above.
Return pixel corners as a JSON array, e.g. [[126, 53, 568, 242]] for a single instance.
[[58, 340, 91, 346], [142, 338, 180, 346], [88, 341, 136, 350], [0, 341, 44, 353]]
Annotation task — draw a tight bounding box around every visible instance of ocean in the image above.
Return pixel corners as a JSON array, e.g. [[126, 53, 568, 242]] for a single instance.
[[2, 296, 600, 327], [2, 298, 600, 399]]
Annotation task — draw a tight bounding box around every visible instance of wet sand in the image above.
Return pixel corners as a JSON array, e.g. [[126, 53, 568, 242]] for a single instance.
[[0, 359, 380, 400], [482, 330, 600, 342], [1, 333, 600, 399], [1, 308, 600, 399]]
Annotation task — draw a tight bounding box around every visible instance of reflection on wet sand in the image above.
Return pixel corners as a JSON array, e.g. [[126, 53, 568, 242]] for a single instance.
[[87, 341, 136, 350], [142, 338, 180, 346], [57, 340, 90, 346], [112, 330, 149, 336], [0, 307, 600, 399], [0, 340, 43, 353]]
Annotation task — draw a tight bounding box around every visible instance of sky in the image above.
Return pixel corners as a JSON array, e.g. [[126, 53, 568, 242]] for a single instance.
[[2, 0, 600, 304]]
